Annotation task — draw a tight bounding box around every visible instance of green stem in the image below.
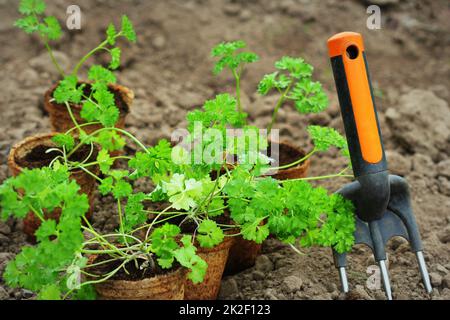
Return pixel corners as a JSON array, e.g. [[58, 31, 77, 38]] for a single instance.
[[44, 41, 65, 78], [267, 82, 292, 135], [279, 167, 353, 183], [78, 156, 131, 168], [78, 166, 102, 182], [81, 216, 125, 256], [233, 70, 242, 113], [117, 198, 128, 246], [72, 40, 107, 76], [72, 32, 123, 76], [67, 127, 149, 159], [64, 101, 82, 134], [32, 11, 65, 78], [270, 148, 316, 171], [27, 204, 45, 222]]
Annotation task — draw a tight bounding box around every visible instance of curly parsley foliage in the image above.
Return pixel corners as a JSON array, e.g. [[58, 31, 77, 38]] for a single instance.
[[211, 40, 259, 76], [150, 224, 207, 284], [187, 94, 247, 133], [223, 171, 355, 252], [15, 0, 62, 40], [307, 125, 349, 158], [257, 56, 329, 133], [128, 139, 174, 183], [0, 165, 89, 299]]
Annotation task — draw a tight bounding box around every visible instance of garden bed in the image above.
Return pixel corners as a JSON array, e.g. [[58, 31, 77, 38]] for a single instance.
[[0, 0, 449, 300]]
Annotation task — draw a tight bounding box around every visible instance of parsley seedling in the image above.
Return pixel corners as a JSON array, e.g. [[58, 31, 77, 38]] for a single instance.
[[2, 25, 358, 299], [15, 0, 137, 152]]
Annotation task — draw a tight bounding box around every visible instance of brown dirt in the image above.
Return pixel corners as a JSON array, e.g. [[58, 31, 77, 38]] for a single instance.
[[269, 141, 306, 167], [0, 0, 449, 300], [49, 82, 130, 114], [15, 143, 95, 169], [89, 255, 172, 281]]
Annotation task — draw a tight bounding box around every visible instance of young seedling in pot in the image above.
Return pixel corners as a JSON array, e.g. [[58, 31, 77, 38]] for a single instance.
[[0, 91, 356, 299], [0, 161, 207, 300], [1, 33, 358, 300], [211, 41, 346, 180], [15, 0, 137, 152]]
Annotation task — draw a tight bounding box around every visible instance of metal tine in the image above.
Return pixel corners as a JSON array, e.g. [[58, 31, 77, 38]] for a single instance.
[[338, 267, 349, 293], [416, 251, 432, 293], [378, 260, 392, 300]]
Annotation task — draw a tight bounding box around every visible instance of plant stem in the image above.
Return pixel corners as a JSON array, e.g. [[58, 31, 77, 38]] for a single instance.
[[289, 243, 305, 256], [72, 40, 107, 77], [117, 198, 128, 246], [67, 127, 149, 159], [267, 82, 292, 135], [64, 122, 101, 135], [233, 70, 242, 113], [79, 156, 131, 168], [270, 148, 316, 171], [78, 166, 102, 182], [64, 101, 85, 136], [44, 41, 65, 78], [279, 167, 353, 183], [72, 32, 122, 76]]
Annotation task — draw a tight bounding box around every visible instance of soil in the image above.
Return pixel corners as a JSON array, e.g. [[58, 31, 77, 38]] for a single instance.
[[15, 143, 96, 169], [0, 0, 449, 300], [89, 254, 173, 281], [49, 82, 130, 114], [268, 141, 306, 167]]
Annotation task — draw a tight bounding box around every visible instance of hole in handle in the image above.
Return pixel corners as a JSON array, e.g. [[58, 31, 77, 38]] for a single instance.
[[346, 45, 359, 60]]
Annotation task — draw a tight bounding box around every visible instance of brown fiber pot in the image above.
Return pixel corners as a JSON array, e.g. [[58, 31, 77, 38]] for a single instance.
[[94, 267, 186, 300], [44, 82, 134, 133], [268, 140, 311, 180], [7, 133, 99, 240], [184, 236, 235, 300], [224, 141, 310, 275]]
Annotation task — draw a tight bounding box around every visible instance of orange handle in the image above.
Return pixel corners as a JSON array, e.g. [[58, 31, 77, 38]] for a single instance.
[[328, 32, 383, 164]]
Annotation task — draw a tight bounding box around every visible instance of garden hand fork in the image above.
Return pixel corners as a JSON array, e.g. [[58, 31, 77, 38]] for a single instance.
[[327, 32, 432, 300]]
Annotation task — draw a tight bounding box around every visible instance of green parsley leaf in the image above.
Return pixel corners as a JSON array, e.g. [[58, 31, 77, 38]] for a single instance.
[[307, 125, 347, 152], [52, 133, 75, 152], [196, 220, 224, 248], [53, 76, 84, 104], [88, 65, 116, 84], [174, 235, 207, 284], [96, 149, 114, 174], [112, 180, 132, 199], [106, 23, 117, 45], [121, 15, 136, 43], [19, 0, 46, 15], [109, 47, 121, 70]]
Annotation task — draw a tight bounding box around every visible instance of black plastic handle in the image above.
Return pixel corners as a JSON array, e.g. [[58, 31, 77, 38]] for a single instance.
[[327, 32, 387, 178]]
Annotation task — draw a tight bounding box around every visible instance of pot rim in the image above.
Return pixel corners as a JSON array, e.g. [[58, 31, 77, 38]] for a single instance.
[[267, 139, 311, 174], [44, 80, 134, 115], [7, 132, 98, 176]]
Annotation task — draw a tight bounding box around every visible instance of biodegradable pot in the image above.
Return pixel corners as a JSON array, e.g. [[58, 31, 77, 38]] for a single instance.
[[224, 141, 311, 275], [268, 140, 311, 180], [94, 267, 186, 300], [44, 81, 134, 133], [224, 235, 262, 275], [184, 236, 235, 300], [7, 133, 99, 239]]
